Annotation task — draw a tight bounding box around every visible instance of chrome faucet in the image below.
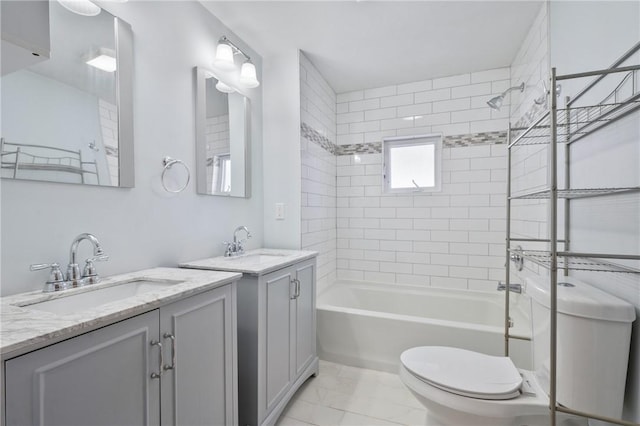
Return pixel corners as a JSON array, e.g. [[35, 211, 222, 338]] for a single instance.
[[497, 282, 523, 294], [224, 226, 252, 257], [67, 233, 109, 286], [30, 233, 109, 292]]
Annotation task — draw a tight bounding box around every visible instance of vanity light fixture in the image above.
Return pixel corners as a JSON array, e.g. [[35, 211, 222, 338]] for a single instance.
[[57, 0, 101, 16], [214, 35, 260, 89], [86, 48, 116, 72], [214, 40, 236, 70], [239, 60, 259, 88]]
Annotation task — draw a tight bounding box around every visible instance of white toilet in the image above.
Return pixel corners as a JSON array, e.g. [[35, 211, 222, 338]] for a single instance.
[[400, 276, 636, 426]]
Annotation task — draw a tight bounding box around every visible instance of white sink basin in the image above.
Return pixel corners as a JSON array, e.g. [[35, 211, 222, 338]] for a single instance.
[[20, 278, 183, 315], [229, 253, 286, 262]]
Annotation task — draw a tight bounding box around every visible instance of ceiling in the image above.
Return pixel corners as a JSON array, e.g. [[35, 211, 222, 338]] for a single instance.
[[201, 1, 543, 93]]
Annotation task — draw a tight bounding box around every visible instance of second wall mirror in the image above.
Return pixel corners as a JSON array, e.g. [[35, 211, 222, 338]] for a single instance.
[[195, 67, 251, 198], [1, 0, 134, 188]]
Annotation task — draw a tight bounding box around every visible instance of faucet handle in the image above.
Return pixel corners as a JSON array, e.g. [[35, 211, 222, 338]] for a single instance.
[[222, 241, 235, 257], [30, 263, 67, 292], [82, 255, 109, 285], [30, 262, 58, 271]]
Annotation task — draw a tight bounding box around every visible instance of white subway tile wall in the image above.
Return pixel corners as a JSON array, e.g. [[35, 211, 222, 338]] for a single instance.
[[508, 3, 551, 282], [301, 26, 552, 292], [98, 99, 118, 186], [335, 143, 507, 291], [300, 53, 338, 294], [510, 3, 549, 128], [336, 67, 511, 145], [205, 114, 229, 192], [333, 67, 511, 291]]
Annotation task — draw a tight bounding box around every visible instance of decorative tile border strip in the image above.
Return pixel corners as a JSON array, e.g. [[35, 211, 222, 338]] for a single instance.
[[444, 130, 507, 147], [301, 122, 507, 156], [334, 131, 507, 155], [105, 146, 118, 157], [336, 143, 381, 155], [301, 122, 337, 155]]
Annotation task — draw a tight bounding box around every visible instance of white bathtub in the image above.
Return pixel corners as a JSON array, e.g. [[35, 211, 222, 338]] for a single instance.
[[317, 280, 532, 372]]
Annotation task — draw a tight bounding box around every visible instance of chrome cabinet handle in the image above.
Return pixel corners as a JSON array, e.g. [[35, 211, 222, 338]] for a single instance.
[[290, 278, 297, 300], [163, 333, 176, 371], [290, 278, 300, 299], [150, 340, 163, 379]]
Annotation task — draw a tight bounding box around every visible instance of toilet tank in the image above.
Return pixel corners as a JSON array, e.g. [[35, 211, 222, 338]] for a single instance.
[[526, 275, 635, 419]]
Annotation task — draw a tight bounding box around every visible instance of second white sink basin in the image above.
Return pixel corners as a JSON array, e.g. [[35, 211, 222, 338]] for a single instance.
[[20, 278, 183, 315]]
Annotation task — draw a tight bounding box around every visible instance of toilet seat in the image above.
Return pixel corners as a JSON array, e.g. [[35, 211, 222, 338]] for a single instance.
[[401, 346, 523, 400]]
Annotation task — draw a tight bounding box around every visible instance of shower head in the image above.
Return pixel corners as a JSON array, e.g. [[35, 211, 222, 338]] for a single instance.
[[486, 95, 504, 111], [486, 82, 525, 111]]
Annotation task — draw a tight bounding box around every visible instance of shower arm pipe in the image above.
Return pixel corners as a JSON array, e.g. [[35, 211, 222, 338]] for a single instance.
[[219, 35, 251, 62], [499, 82, 525, 98]]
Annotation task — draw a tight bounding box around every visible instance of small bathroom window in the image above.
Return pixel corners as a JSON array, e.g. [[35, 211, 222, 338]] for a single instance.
[[383, 134, 442, 193]]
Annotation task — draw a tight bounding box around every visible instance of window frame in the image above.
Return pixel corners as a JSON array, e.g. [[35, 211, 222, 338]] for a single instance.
[[212, 153, 231, 194], [382, 133, 443, 194]]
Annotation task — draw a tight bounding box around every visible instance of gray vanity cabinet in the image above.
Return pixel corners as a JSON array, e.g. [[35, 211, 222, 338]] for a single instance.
[[5, 310, 161, 426], [237, 257, 318, 426], [4, 283, 237, 426]]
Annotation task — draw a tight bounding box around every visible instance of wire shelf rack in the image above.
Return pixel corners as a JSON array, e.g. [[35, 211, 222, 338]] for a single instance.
[[508, 248, 640, 274], [509, 67, 640, 147], [509, 187, 640, 200]]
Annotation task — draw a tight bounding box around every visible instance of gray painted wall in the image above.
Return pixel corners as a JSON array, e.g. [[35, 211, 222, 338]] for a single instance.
[[1, 1, 264, 296]]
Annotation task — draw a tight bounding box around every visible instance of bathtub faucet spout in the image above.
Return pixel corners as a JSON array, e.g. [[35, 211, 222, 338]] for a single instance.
[[497, 282, 522, 294]]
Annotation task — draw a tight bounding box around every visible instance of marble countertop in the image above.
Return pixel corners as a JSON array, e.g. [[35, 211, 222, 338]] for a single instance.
[[180, 248, 318, 275], [0, 267, 241, 360]]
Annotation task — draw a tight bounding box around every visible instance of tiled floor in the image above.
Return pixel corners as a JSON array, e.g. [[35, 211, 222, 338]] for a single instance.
[[275, 360, 428, 426]]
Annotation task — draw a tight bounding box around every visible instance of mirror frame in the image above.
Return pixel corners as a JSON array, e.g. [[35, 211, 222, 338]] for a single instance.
[[0, 12, 134, 188], [115, 17, 134, 188], [194, 66, 251, 198]]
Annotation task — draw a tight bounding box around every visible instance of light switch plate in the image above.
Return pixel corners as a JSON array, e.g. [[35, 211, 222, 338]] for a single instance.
[[275, 203, 285, 220]]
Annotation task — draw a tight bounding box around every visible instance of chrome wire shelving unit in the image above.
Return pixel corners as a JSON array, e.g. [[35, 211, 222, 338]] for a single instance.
[[504, 42, 640, 426], [508, 248, 640, 274]]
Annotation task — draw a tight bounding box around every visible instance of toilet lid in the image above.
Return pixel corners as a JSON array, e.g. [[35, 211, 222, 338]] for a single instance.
[[401, 346, 523, 400]]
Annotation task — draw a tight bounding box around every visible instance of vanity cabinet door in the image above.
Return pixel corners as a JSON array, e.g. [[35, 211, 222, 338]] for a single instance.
[[263, 268, 295, 414], [159, 284, 237, 426], [4, 310, 161, 426], [293, 260, 316, 377]]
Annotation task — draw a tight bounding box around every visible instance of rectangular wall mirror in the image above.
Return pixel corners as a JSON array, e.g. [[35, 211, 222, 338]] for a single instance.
[[0, 1, 134, 187], [195, 67, 251, 198]]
